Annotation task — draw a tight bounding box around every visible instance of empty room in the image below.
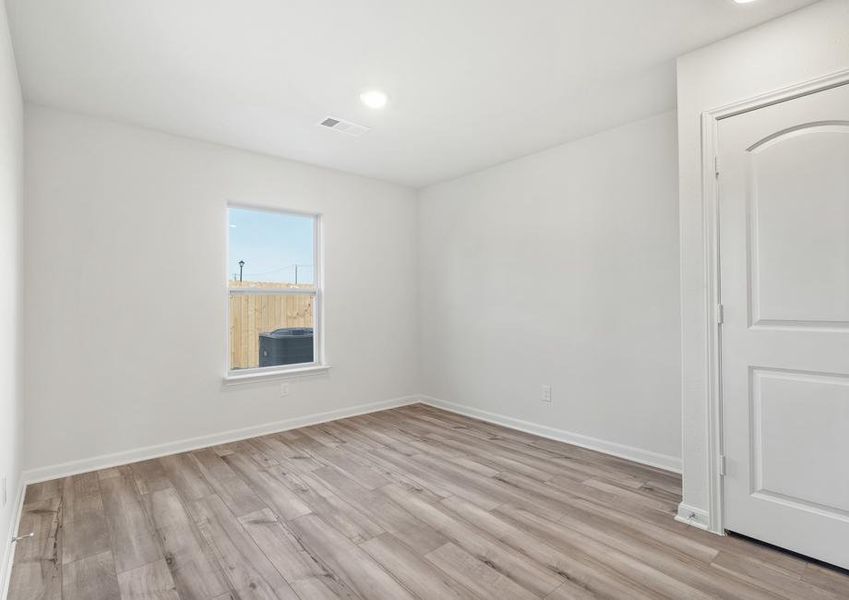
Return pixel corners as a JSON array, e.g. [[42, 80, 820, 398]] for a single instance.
[[2, 0, 849, 598]]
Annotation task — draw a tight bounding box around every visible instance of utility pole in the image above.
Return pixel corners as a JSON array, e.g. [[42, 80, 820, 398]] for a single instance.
[[294, 264, 299, 285], [238, 260, 245, 282]]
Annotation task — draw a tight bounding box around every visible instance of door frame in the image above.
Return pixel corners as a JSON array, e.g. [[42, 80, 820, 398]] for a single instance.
[[698, 67, 849, 535]]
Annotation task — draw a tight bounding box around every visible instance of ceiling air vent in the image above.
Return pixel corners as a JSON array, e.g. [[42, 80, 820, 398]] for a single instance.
[[318, 116, 370, 137]]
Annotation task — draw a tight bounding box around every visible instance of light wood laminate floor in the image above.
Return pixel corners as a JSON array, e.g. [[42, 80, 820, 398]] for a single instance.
[[7, 404, 849, 599]]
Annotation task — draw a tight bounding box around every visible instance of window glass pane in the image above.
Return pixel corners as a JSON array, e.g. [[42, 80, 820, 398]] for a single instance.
[[228, 207, 317, 371], [228, 207, 314, 287], [229, 293, 314, 370]]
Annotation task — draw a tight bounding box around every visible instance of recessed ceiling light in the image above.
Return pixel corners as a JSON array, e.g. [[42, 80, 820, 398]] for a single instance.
[[360, 89, 388, 109], [733, 0, 758, 3]]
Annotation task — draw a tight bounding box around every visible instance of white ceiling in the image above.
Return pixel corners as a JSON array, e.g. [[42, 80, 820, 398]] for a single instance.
[[8, 0, 818, 187]]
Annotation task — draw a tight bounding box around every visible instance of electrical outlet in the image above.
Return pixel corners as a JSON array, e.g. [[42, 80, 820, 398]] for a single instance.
[[280, 381, 290, 397], [541, 384, 552, 403]]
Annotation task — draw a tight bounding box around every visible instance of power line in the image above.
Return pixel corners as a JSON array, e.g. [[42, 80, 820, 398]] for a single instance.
[[242, 264, 313, 277]]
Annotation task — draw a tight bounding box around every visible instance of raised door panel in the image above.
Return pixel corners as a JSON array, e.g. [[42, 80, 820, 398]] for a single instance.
[[748, 124, 849, 328], [750, 368, 849, 518]]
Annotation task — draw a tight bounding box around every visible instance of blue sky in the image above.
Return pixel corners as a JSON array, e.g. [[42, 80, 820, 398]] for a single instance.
[[228, 207, 314, 284]]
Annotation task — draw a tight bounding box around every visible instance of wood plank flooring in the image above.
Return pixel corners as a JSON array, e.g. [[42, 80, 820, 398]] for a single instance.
[[8, 404, 849, 599]]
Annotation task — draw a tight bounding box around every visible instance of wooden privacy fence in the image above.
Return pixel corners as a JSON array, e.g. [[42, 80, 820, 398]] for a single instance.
[[229, 282, 314, 369]]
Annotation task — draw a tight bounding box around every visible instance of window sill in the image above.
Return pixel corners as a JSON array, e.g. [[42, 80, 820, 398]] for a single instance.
[[223, 364, 331, 386]]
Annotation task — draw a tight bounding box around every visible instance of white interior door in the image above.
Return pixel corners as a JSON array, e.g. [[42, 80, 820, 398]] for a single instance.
[[718, 81, 849, 569]]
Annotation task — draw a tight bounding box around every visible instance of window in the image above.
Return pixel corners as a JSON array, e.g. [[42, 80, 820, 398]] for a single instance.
[[227, 206, 322, 377]]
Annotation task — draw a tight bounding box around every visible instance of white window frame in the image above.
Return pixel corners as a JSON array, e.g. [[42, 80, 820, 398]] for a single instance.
[[224, 204, 327, 383]]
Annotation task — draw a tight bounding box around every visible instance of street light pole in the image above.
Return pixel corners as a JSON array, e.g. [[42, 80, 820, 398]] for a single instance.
[[238, 260, 245, 282]]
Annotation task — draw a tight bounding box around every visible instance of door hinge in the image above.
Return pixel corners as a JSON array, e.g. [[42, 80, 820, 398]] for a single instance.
[[719, 455, 727, 477], [716, 303, 724, 325], [714, 155, 720, 178]]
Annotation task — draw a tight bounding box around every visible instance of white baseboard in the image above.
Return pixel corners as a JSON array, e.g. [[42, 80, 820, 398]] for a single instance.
[[1, 481, 26, 600], [675, 502, 711, 531], [21, 395, 420, 485], [419, 395, 682, 474]]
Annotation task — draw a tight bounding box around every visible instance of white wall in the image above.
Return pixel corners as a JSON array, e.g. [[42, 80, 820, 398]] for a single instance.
[[418, 111, 681, 469], [0, 0, 23, 593], [23, 106, 419, 474], [677, 0, 849, 528]]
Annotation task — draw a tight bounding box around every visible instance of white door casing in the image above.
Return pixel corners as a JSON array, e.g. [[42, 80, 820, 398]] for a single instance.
[[717, 81, 849, 569]]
